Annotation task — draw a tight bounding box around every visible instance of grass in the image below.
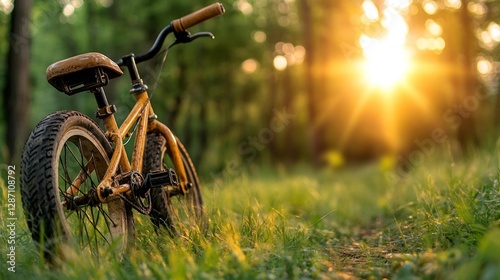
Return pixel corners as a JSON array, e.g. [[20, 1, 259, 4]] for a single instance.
[[2, 141, 500, 279]]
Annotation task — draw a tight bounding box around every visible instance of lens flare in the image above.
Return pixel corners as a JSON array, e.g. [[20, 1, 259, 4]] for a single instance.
[[362, 37, 410, 89], [360, 2, 411, 90]]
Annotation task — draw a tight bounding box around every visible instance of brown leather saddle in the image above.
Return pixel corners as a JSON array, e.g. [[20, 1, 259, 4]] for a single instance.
[[46, 52, 123, 95]]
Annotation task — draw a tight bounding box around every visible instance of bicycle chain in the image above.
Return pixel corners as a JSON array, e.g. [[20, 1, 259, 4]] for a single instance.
[[113, 171, 153, 215], [118, 191, 152, 215]]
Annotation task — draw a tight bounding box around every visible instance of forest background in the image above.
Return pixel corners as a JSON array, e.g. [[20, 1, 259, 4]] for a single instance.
[[4, 0, 500, 278]]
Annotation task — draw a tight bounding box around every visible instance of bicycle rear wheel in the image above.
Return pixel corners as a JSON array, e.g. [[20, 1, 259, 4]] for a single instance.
[[20, 111, 134, 262], [143, 132, 205, 236]]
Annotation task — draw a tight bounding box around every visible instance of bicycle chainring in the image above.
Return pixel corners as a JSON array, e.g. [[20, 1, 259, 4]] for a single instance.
[[115, 171, 152, 215]]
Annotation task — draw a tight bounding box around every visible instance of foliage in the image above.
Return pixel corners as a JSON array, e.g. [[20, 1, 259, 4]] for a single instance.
[[1, 142, 500, 278], [1, 0, 500, 171]]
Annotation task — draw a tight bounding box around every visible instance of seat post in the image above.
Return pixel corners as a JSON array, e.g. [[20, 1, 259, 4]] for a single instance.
[[92, 87, 109, 108], [92, 87, 117, 119]]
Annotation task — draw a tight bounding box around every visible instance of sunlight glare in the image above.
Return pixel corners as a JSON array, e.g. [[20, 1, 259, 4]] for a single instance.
[[362, 0, 379, 21], [361, 3, 410, 90], [362, 37, 410, 89], [445, 0, 461, 9], [382, 9, 408, 42]]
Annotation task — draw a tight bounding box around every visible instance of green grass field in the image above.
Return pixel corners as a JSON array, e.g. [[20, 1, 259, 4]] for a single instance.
[[2, 142, 500, 279]]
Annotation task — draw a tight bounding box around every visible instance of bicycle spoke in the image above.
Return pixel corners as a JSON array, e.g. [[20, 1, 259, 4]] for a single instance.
[[77, 208, 92, 249], [59, 143, 92, 209], [80, 206, 110, 245], [64, 139, 98, 189], [56, 133, 122, 257], [90, 205, 101, 253], [77, 138, 99, 188]]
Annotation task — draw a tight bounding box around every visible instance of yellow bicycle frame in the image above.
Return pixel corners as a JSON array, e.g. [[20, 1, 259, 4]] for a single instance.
[[66, 89, 189, 203]]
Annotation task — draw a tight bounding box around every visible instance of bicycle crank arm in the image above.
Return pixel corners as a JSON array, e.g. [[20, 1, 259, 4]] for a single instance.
[[137, 168, 190, 197], [98, 183, 132, 200]]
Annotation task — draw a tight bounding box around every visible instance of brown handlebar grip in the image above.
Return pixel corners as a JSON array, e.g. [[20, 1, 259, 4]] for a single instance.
[[172, 3, 225, 32]]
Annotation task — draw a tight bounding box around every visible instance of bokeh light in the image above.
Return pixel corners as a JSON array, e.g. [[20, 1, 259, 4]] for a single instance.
[[423, 0, 438, 15], [362, 0, 379, 22], [235, 0, 253, 15], [0, 0, 13, 14], [425, 19, 442, 36], [273, 55, 287, 71], [242, 59, 259, 74], [444, 0, 461, 9], [477, 57, 493, 75], [253, 31, 267, 43]]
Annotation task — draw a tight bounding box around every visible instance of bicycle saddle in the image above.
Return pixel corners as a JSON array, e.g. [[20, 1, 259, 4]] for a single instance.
[[46, 52, 123, 95]]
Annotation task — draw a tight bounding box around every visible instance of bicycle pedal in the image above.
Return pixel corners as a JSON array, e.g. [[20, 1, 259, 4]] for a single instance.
[[143, 168, 179, 190]]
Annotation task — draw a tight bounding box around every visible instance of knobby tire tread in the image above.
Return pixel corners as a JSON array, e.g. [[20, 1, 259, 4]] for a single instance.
[[20, 110, 134, 261], [143, 132, 204, 234]]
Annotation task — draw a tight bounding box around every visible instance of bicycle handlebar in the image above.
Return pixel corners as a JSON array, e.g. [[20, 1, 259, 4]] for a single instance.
[[116, 3, 225, 67], [172, 3, 225, 33]]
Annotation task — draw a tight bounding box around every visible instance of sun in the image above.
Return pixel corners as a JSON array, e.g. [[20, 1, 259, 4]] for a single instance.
[[359, 0, 412, 91], [362, 37, 411, 90]]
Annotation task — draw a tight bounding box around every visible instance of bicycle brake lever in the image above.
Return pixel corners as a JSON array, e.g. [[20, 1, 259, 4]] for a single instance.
[[171, 31, 215, 47], [189, 32, 215, 40]]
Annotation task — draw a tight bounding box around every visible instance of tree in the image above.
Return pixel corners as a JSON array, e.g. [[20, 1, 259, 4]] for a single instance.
[[300, 0, 322, 165], [456, 0, 480, 147], [2, 0, 32, 163]]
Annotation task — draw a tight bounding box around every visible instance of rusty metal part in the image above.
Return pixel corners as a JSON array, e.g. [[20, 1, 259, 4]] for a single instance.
[[96, 133, 123, 202]]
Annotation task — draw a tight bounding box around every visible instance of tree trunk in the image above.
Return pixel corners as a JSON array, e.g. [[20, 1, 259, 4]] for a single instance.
[[300, 0, 322, 165], [456, 0, 479, 148], [283, 68, 295, 163], [3, 0, 32, 163]]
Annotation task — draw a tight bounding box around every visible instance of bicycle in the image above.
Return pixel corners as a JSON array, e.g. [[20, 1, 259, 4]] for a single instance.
[[20, 3, 225, 262]]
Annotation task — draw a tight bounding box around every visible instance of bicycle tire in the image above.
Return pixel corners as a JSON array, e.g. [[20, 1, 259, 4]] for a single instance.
[[143, 132, 205, 236], [20, 110, 134, 262]]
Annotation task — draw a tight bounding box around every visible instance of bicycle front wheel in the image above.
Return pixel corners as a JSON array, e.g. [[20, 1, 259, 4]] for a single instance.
[[20, 110, 134, 262], [143, 132, 205, 236]]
